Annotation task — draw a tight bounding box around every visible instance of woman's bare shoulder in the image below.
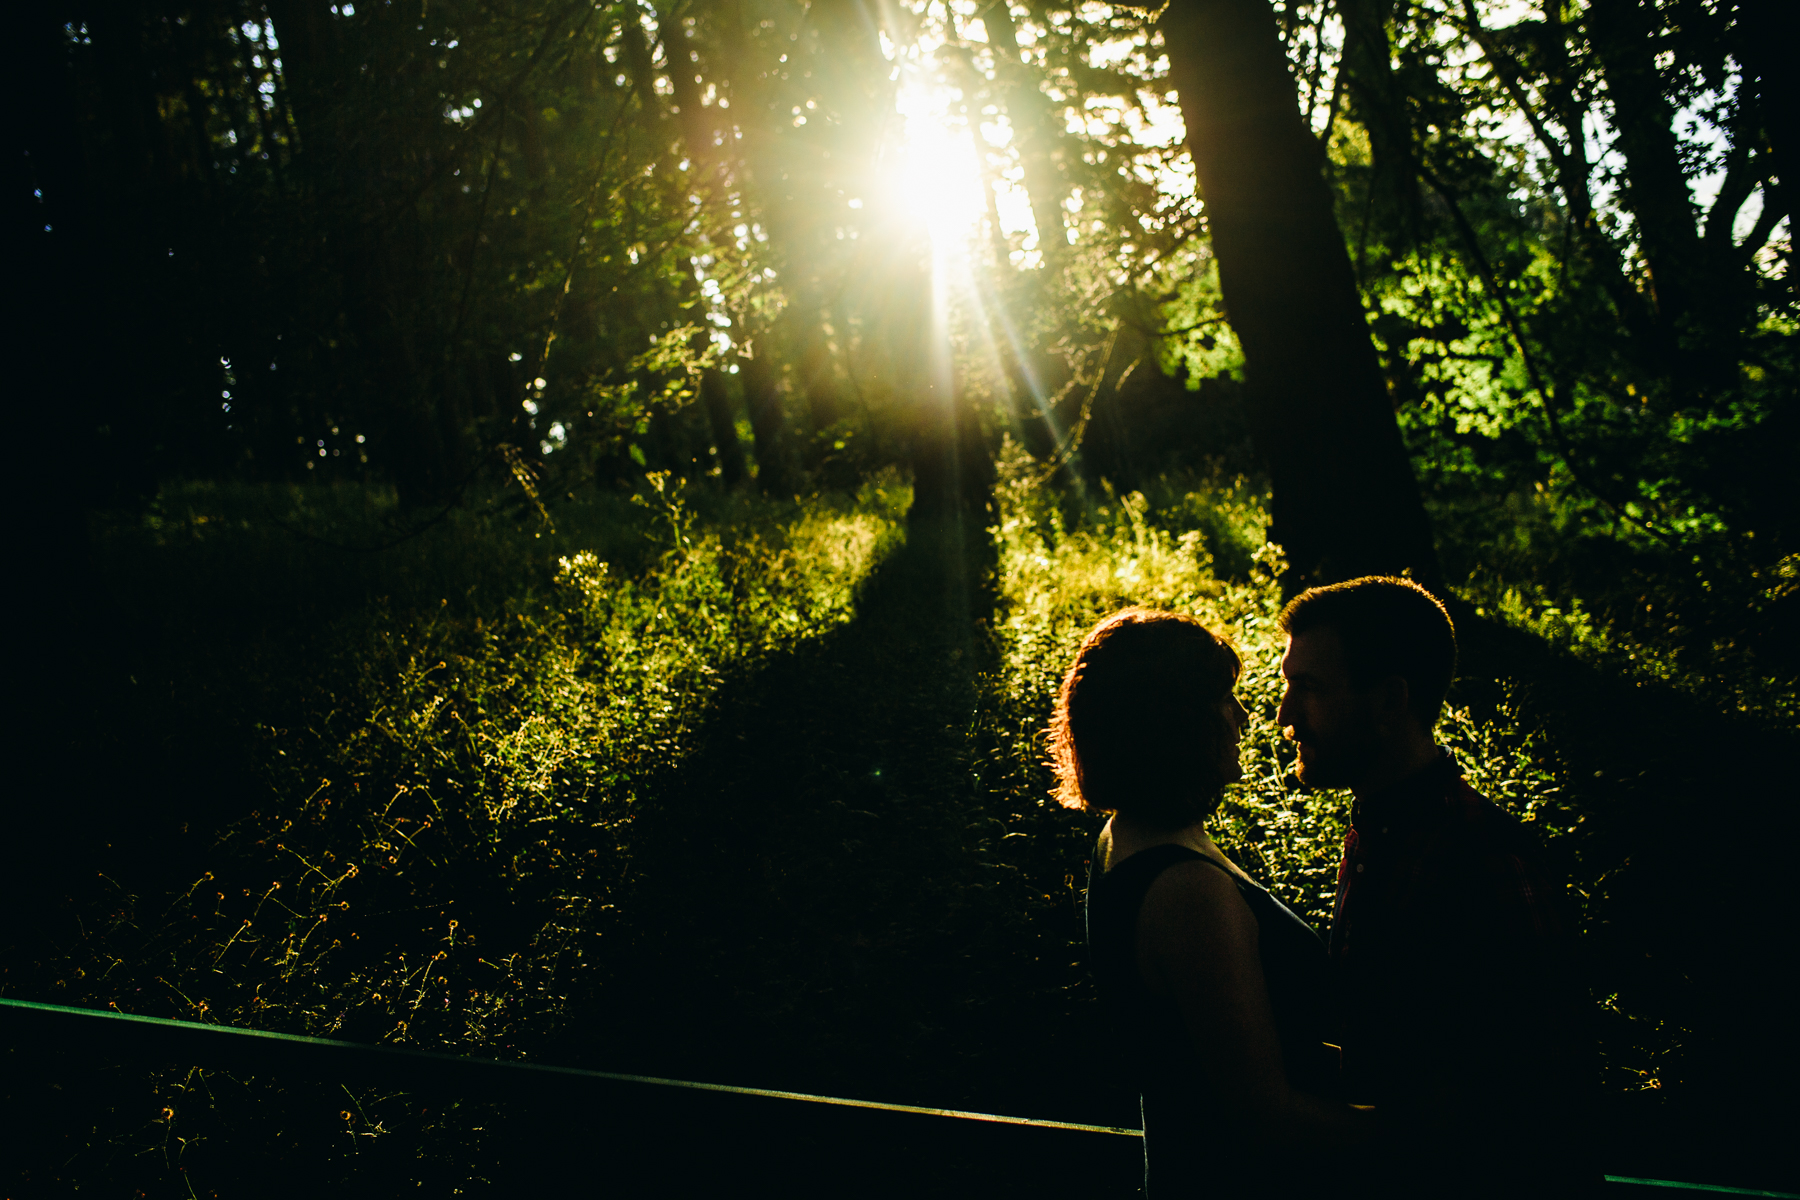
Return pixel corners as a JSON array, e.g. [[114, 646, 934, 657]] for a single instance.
[[1133, 855, 1261, 1005], [1140, 856, 1256, 934]]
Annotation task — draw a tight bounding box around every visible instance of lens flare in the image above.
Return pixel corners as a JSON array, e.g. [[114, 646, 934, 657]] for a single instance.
[[889, 83, 987, 253]]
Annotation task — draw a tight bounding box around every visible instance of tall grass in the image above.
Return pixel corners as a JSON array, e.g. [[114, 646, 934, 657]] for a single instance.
[[979, 440, 1572, 933], [1433, 485, 1800, 733], [15, 451, 1734, 1192], [25, 472, 907, 1190], [973, 444, 1704, 1121]]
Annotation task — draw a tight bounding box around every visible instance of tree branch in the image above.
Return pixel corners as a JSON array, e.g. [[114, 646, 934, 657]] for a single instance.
[[1702, 144, 1761, 249], [386, 0, 600, 221], [1456, 1, 1577, 186], [1735, 187, 1784, 270]]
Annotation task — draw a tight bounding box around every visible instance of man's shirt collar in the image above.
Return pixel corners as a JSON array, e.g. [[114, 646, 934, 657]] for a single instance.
[[1351, 748, 1459, 835]]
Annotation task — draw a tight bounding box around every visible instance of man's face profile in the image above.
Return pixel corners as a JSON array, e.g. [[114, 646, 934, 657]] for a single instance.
[[1277, 628, 1381, 789]]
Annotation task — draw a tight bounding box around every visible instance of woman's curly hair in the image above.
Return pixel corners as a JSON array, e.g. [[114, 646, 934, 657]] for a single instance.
[[1048, 608, 1242, 830]]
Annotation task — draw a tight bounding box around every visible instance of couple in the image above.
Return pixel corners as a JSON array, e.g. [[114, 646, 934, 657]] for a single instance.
[[1063, 578, 1596, 1198]]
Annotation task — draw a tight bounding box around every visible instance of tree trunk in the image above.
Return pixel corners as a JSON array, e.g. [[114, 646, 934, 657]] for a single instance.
[[882, 259, 992, 525], [1730, 1, 1794, 255], [1156, 0, 1440, 592], [1586, 0, 1703, 326], [658, 5, 798, 491], [1589, 0, 1770, 393], [658, 12, 722, 178], [1338, 0, 1420, 247], [981, 0, 1070, 269], [699, 366, 749, 487], [262, 0, 337, 153], [790, 303, 840, 430], [267, 0, 448, 506], [740, 347, 793, 495]]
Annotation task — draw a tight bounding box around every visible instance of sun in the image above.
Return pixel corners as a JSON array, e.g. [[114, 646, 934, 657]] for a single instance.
[[888, 81, 989, 253]]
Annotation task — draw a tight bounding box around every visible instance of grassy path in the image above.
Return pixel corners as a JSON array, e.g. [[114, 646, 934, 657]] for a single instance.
[[6, 497, 1133, 1195], [584, 520, 1122, 1125]]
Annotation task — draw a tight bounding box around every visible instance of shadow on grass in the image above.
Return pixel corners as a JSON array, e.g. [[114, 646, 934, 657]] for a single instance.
[[1451, 603, 1799, 1193], [5, 511, 1148, 1196], [564, 515, 1124, 1120], [554, 557, 1800, 1192]]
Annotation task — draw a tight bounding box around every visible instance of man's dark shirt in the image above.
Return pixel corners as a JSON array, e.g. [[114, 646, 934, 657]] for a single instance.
[[1330, 752, 1598, 1196]]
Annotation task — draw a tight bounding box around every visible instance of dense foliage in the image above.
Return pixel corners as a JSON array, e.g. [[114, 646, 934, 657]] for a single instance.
[[18, 458, 1765, 1192], [13, 477, 908, 1188], [30, 0, 1791, 713]]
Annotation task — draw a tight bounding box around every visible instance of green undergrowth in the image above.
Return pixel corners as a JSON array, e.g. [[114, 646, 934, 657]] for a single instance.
[[1428, 480, 1799, 733], [13, 449, 1773, 1192], [21, 471, 908, 1190], [969, 441, 1673, 1107], [978, 442, 1576, 932], [70, 472, 908, 1040]]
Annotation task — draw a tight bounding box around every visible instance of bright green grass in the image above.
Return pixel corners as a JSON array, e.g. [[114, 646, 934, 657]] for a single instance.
[[983, 440, 1572, 934], [56, 472, 909, 1050]]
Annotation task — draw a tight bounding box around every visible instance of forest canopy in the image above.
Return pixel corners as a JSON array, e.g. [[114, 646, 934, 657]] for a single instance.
[[19, 0, 1797, 712]]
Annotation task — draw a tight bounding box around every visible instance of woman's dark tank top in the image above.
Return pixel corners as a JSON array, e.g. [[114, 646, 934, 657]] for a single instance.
[[1087, 843, 1337, 1197]]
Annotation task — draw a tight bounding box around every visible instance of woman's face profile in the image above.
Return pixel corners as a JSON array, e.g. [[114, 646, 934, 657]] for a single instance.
[[1215, 689, 1250, 786]]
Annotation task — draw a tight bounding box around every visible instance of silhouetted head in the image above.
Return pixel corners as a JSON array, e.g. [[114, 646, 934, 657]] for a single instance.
[[1275, 577, 1456, 790], [1049, 608, 1245, 831]]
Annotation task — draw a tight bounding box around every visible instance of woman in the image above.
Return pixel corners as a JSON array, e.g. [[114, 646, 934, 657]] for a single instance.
[[1054, 608, 1373, 1196]]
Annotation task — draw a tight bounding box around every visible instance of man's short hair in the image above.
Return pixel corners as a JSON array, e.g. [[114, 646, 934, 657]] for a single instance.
[[1049, 608, 1241, 830], [1278, 577, 1458, 729]]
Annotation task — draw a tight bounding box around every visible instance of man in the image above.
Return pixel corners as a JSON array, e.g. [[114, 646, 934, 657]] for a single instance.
[[1276, 576, 1597, 1197]]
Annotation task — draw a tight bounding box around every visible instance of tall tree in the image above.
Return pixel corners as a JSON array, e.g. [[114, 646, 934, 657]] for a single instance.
[[1151, 0, 1441, 589], [980, 0, 1073, 271]]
